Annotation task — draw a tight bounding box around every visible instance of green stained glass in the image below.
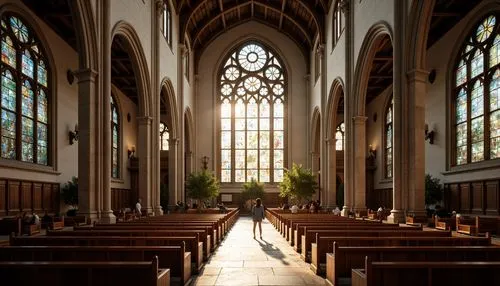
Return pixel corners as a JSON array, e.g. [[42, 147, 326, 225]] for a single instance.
[[471, 117, 484, 143], [1, 20, 6, 29], [2, 70, 16, 111], [260, 150, 270, 168], [37, 124, 47, 165], [22, 117, 33, 143], [491, 70, 500, 111], [221, 170, 231, 182], [491, 35, 500, 68], [1, 110, 16, 159], [21, 142, 33, 162], [471, 50, 484, 78], [2, 36, 16, 67], [247, 131, 258, 149], [472, 142, 484, 162], [386, 125, 393, 148], [491, 110, 500, 138], [221, 150, 231, 169], [456, 123, 468, 147], [456, 88, 468, 123], [259, 131, 269, 148], [456, 60, 467, 86], [274, 131, 284, 149], [476, 15, 496, 43], [22, 50, 34, 78], [235, 131, 245, 148], [235, 150, 245, 169], [37, 60, 47, 87], [491, 137, 500, 159], [471, 81, 484, 117], [22, 81, 34, 118], [38, 90, 48, 123], [221, 131, 231, 148], [10, 17, 29, 43], [456, 146, 467, 165]]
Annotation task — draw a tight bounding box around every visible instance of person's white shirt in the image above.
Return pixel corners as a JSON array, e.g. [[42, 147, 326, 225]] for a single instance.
[[377, 206, 383, 212], [135, 202, 142, 215], [290, 205, 299, 214], [333, 207, 341, 216]]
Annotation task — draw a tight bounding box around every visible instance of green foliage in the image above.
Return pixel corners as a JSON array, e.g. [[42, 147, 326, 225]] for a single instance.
[[242, 178, 265, 202], [160, 183, 169, 209], [61, 177, 78, 208], [337, 183, 344, 207], [425, 174, 443, 205], [186, 170, 220, 203], [279, 163, 317, 202]]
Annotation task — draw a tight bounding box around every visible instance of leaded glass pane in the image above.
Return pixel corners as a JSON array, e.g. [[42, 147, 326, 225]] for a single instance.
[[456, 60, 467, 86], [37, 124, 47, 165], [235, 169, 245, 182], [259, 169, 270, 182], [1, 70, 16, 111], [21, 50, 34, 78], [471, 50, 484, 78], [335, 130, 343, 150], [37, 90, 47, 123], [221, 131, 231, 149], [235, 131, 245, 148], [37, 60, 47, 87], [491, 70, 500, 111], [22, 81, 34, 118], [247, 169, 258, 182], [274, 150, 283, 168], [260, 118, 270, 130], [456, 123, 468, 147], [1, 110, 15, 159], [260, 101, 270, 117], [491, 136, 500, 159], [274, 118, 284, 130], [221, 101, 231, 117], [221, 118, 231, 131], [491, 110, 500, 139], [221, 170, 231, 182], [10, 16, 29, 43], [456, 88, 468, 123], [247, 131, 258, 149], [471, 117, 484, 143], [274, 131, 284, 149], [386, 125, 392, 148], [386, 107, 392, 123], [221, 150, 231, 169], [274, 169, 283, 182], [472, 142, 484, 162], [21, 117, 33, 162], [2, 36, 15, 67], [260, 150, 270, 168], [491, 35, 500, 68], [247, 150, 258, 169], [247, 118, 258, 130], [456, 146, 468, 165], [274, 102, 284, 117], [476, 15, 496, 43], [235, 118, 245, 130], [235, 101, 245, 116], [471, 81, 484, 118], [235, 150, 245, 169], [238, 44, 267, 71], [259, 131, 269, 148]]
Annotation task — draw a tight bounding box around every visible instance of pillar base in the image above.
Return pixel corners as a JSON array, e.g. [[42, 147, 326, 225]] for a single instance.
[[99, 211, 116, 224], [154, 206, 164, 216], [387, 209, 406, 224]]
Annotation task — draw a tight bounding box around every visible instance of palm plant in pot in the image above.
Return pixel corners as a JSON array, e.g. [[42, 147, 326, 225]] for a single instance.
[[186, 169, 220, 211], [279, 163, 317, 204], [242, 178, 265, 209], [61, 176, 78, 216]]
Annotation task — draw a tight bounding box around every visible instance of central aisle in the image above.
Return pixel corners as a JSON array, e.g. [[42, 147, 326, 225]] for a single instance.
[[191, 216, 327, 285]]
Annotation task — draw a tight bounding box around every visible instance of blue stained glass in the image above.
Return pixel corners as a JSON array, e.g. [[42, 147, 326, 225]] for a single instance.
[[22, 50, 34, 78], [10, 16, 29, 43], [38, 90, 47, 123], [22, 81, 34, 118], [1, 110, 16, 158], [112, 126, 118, 148], [37, 60, 47, 87], [2, 36, 16, 67], [37, 124, 47, 165], [21, 142, 33, 162], [22, 117, 34, 144], [1, 70, 16, 111]]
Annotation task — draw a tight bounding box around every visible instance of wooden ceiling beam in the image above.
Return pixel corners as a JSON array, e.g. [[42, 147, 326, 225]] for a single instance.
[[251, 0, 255, 17], [279, 0, 286, 30], [218, 0, 227, 30]]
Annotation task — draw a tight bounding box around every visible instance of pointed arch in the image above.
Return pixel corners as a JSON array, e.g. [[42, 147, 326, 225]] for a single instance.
[[353, 22, 393, 116], [69, 0, 98, 70], [326, 77, 345, 140], [406, 0, 435, 71], [160, 77, 179, 139], [111, 21, 151, 118], [184, 107, 194, 153]]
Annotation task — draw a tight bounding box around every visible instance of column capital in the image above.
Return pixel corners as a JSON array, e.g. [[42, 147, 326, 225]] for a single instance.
[[352, 116, 367, 125], [74, 69, 98, 83], [168, 138, 180, 145], [155, 0, 165, 16], [407, 69, 429, 84], [137, 116, 153, 125]]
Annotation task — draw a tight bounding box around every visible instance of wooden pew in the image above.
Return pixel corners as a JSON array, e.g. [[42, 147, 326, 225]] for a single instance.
[[351, 257, 500, 286], [456, 215, 499, 236], [47, 229, 212, 260], [63, 215, 90, 227], [302, 229, 448, 262], [0, 245, 191, 285], [0, 257, 170, 286], [0, 216, 21, 236], [10, 234, 204, 273], [326, 243, 500, 285], [434, 216, 456, 231]]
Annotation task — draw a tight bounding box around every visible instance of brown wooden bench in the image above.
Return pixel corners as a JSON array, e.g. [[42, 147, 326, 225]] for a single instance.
[[0, 256, 170, 286], [405, 216, 429, 226], [10, 234, 204, 273], [456, 215, 499, 236], [302, 228, 448, 262], [0, 245, 191, 285], [434, 216, 456, 231], [351, 257, 500, 286], [326, 243, 500, 285], [0, 216, 21, 235], [22, 222, 41, 236], [63, 215, 90, 227]]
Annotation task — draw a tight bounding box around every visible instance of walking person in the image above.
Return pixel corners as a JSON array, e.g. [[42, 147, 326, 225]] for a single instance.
[[252, 198, 265, 239]]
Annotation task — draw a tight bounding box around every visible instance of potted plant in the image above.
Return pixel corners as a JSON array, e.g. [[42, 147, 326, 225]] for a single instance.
[[279, 163, 317, 204], [242, 178, 265, 209], [425, 174, 443, 207], [61, 177, 78, 216], [186, 169, 220, 210]]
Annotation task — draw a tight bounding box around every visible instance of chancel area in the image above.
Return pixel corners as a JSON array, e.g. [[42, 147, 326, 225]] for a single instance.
[[0, 0, 499, 285]]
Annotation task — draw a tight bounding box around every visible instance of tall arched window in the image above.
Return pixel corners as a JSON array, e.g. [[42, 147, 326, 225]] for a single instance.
[[1, 15, 50, 165], [335, 122, 344, 150], [219, 42, 286, 183], [159, 122, 169, 151], [385, 97, 393, 178], [111, 95, 119, 178], [453, 14, 500, 165]]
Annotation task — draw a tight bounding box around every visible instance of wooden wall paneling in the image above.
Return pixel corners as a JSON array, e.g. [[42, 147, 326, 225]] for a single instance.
[[7, 180, 20, 215], [20, 181, 33, 212], [471, 182, 484, 214], [485, 180, 500, 215], [42, 184, 52, 212], [0, 179, 6, 216], [449, 184, 460, 212], [52, 184, 60, 214], [459, 183, 471, 213], [33, 183, 42, 212]]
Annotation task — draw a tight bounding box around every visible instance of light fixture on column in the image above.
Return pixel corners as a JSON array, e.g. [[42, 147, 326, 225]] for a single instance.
[[69, 123, 79, 145], [368, 144, 376, 159], [128, 146, 136, 159], [201, 156, 209, 170], [425, 124, 435, 145]]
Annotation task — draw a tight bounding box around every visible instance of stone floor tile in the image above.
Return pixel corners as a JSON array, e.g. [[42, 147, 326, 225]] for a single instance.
[[258, 275, 307, 285]]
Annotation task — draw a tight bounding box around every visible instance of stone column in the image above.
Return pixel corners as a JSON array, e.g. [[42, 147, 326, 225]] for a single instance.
[[326, 138, 337, 208], [100, 0, 115, 223], [75, 69, 99, 223], [407, 69, 428, 217], [353, 116, 367, 212], [311, 151, 320, 201], [137, 116, 153, 214], [185, 151, 193, 178], [168, 138, 179, 210]]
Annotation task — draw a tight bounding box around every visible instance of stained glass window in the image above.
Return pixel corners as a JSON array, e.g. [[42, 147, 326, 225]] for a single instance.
[[453, 14, 500, 165], [161, 3, 172, 47], [1, 14, 50, 165], [335, 122, 344, 150], [159, 122, 169, 151], [332, 1, 344, 50], [385, 97, 393, 178], [219, 42, 286, 183], [111, 95, 119, 178]]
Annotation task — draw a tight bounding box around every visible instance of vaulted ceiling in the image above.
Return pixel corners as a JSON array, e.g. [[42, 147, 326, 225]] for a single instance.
[[174, 0, 328, 61]]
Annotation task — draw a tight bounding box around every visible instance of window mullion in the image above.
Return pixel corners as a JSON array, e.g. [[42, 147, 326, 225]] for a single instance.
[[484, 48, 491, 160], [270, 101, 274, 184], [33, 61, 38, 164], [15, 47, 22, 161], [467, 57, 472, 163], [231, 99, 235, 183]]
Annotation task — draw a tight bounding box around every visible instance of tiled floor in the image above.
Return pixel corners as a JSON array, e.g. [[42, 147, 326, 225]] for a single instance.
[[190, 217, 327, 286]]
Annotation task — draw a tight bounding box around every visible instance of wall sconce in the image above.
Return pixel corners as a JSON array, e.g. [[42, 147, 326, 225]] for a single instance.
[[425, 124, 435, 144], [368, 144, 377, 159], [201, 156, 209, 170], [128, 146, 136, 159], [69, 124, 79, 145]]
